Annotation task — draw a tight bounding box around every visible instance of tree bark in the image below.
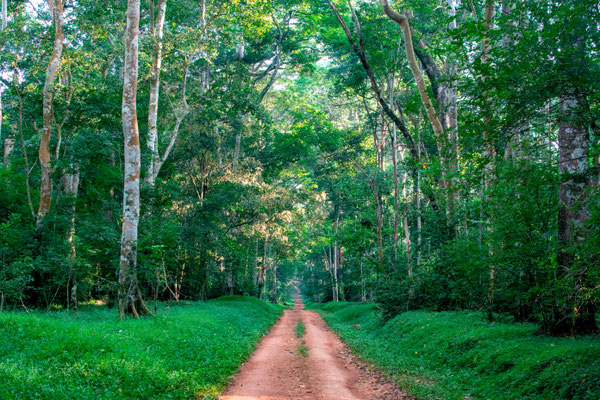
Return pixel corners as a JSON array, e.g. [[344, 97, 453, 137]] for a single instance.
[[0, 0, 5, 153], [64, 169, 79, 314], [553, 86, 595, 334], [258, 236, 269, 298], [37, 0, 64, 226], [381, 0, 452, 227], [333, 214, 340, 302], [119, 0, 150, 319], [146, 0, 167, 188], [1, 0, 6, 30], [3, 138, 14, 166]]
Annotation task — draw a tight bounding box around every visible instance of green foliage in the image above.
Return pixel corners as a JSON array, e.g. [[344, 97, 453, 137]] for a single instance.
[[315, 302, 600, 400], [295, 320, 305, 338], [0, 296, 283, 400], [297, 344, 309, 357]]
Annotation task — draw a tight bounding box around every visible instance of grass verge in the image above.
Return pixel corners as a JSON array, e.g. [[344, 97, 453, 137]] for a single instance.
[[0, 295, 282, 400], [313, 302, 600, 400]]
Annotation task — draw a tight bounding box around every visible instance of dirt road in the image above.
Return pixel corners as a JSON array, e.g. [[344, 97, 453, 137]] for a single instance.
[[220, 294, 408, 400]]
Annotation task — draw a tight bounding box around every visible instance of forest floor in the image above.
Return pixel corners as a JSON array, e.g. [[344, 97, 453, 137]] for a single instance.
[[220, 294, 408, 400]]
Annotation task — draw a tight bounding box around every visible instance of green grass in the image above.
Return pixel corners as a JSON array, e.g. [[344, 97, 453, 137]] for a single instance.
[[297, 344, 309, 357], [295, 320, 305, 338], [313, 302, 600, 400], [0, 296, 283, 400]]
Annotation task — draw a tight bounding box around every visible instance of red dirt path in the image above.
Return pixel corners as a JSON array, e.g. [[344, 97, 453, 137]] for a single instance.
[[220, 294, 409, 400]]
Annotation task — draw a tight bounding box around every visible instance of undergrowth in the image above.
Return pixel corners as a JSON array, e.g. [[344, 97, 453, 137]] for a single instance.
[[0, 296, 282, 400], [313, 302, 600, 400]]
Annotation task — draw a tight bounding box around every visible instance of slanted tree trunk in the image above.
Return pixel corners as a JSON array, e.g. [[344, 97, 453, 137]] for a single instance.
[[119, 0, 150, 319], [381, 0, 452, 229], [327, 0, 418, 160], [145, 0, 167, 188], [37, 0, 64, 225]]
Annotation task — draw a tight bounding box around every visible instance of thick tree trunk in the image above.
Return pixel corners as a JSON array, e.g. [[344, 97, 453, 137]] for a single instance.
[[146, 0, 167, 188], [37, 0, 64, 225], [552, 86, 596, 335], [3, 138, 14, 166], [119, 0, 150, 319]]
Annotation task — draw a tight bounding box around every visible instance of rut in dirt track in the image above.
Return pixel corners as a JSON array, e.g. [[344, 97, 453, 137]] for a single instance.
[[220, 294, 409, 400]]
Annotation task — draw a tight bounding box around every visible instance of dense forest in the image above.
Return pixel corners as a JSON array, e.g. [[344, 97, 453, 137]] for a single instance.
[[0, 0, 598, 338]]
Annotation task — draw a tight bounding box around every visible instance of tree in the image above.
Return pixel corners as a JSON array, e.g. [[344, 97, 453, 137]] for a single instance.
[[37, 0, 64, 225], [119, 0, 150, 318]]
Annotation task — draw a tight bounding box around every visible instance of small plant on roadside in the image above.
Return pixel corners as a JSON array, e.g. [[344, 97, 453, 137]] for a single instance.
[[295, 320, 305, 338], [297, 344, 309, 357]]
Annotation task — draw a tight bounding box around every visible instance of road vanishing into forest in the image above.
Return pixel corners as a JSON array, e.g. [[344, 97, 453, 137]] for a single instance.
[[220, 294, 409, 400]]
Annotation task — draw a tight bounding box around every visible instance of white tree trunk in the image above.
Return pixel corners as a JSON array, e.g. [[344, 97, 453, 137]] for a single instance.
[[119, 0, 147, 319], [1, 0, 6, 30], [146, 0, 167, 188], [3, 138, 14, 166], [37, 0, 64, 225]]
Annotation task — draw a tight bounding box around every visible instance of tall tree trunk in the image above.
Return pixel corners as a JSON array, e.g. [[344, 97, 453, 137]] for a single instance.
[[1, 0, 6, 30], [272, 258, 277, 303], [477, 0, 497, 311], [63, 169, 79, 314], [371, 183, 385, 272], [381, 1, 451, 228], [0, 0, 6, 147], [399, 148, 413, 303], [37, 0, 64, 225], [389, 78, 400, 271], [416, 126, 423, 268], [333, 214, 340, 302], [440, 0, 459, 233], [3, 138, 14, 166], [327, 0, 418, 159], [119, 0, 150, 319], [258, 236, 268, 298], [552, 85, 595, 334], [146, 0, 167, 188]]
